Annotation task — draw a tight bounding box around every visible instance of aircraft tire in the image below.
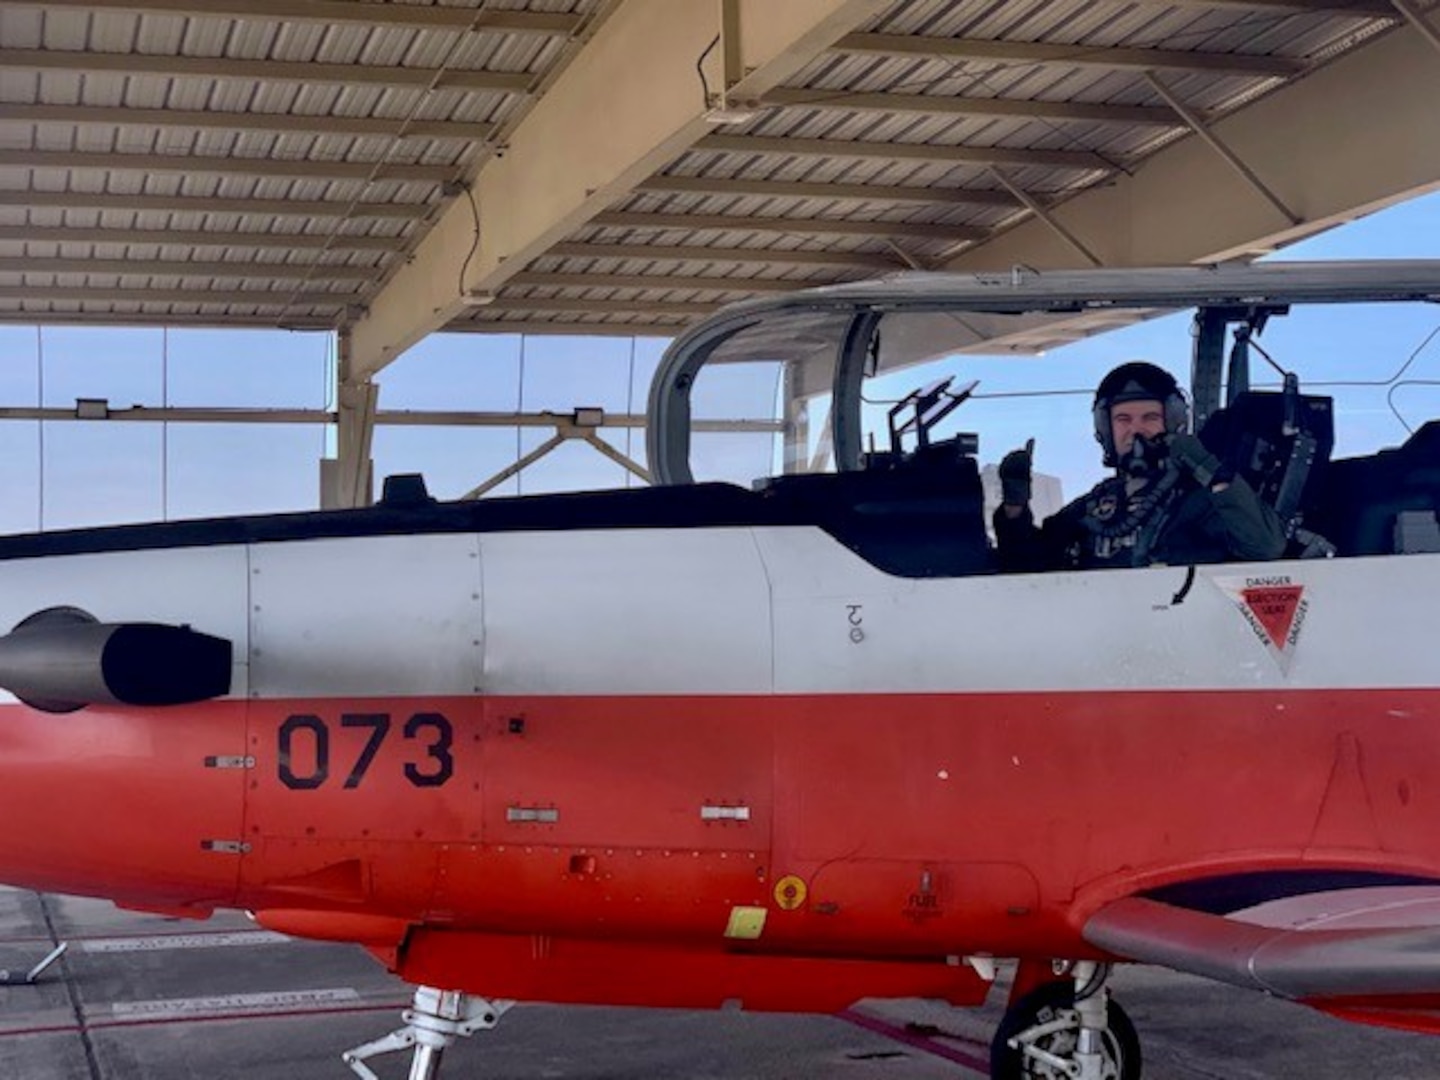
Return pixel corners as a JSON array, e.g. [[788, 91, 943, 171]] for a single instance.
[[990, 979, 1141, 1080]]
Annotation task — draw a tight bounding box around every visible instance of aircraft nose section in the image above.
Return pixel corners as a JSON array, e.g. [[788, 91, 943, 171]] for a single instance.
[[0, 696, 248, 912]]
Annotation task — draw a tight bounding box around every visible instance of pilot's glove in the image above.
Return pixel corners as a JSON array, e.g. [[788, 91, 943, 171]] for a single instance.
[[1167, 433, 1232, 489], [998, 443, 1033, 507]]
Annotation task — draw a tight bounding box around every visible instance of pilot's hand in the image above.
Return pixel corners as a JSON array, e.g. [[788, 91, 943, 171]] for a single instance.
[[1167, 433, 1229, 489], [998, 440, 1034, 507]]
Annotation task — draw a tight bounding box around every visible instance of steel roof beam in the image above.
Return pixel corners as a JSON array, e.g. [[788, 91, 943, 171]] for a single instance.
[[1133, 0, 1395, 14], [697, 133, 1113, 170], [0, 286, 347, 306], [486, 297, 721, 317], [0, 48, 534, 93], [2, 191, 430, 220], [0, 225, 407, 252], [0, 104, 495, 141], [11, 1, 583, 34], [1144, 71, 1301, 226], [941, 24, 1440, 270], [637, 174, 1017, 206], [2, 150, 455, 185], [590, 210, 986, 241], [0, 257, 378, 281], [448, 319, 685, 336], [1393, 0, 1440, 54], [351, 0, 890, 379], [0, 403, 774, 430], [548, 241, 897, 268], [987, 167, 1102, 267], [833, 33, 1306, 77], [0, 310, 336, 329], [765, 87, 1183, 125], [506, 272, 829, 293]]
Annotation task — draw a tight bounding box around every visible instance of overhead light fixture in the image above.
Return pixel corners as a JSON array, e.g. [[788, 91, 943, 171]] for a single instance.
[[75, 398, 109, 420]]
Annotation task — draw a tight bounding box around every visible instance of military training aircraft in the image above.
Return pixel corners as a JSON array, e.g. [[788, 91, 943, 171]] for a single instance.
[[0, 261, 1438, 1079]]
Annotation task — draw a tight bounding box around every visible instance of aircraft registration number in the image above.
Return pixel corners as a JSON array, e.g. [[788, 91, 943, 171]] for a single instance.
[[276, 712, 454, 791]]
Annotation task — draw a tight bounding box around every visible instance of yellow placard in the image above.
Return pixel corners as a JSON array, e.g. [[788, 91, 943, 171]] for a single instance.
[[724, 906, 767, 940]]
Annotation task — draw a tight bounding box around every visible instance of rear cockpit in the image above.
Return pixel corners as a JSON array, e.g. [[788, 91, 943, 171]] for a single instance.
[[647, 263, 1440, 575]]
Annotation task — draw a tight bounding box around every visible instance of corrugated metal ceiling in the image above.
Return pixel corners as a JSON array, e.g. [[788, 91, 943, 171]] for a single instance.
[[0, 0, 1409, 333]]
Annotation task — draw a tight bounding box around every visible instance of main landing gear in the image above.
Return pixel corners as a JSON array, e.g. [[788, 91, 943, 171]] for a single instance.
[[343, 986, 511, 1080], [990, 961, 1141, 1080]]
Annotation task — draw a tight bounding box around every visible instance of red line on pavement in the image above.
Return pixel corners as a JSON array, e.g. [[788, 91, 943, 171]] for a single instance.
[[0, 928, 276, 946], [837, 1008, 990, 1075]]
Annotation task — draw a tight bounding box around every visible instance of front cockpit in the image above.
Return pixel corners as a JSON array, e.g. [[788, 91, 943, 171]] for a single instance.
[[646, 264, 1440, 575]]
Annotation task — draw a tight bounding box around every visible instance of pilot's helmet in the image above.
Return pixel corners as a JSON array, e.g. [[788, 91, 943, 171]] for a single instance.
[[1092, 361, 1189, 466]]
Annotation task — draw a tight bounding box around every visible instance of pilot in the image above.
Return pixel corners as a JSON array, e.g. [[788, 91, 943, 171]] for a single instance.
[[993, 361, 1286, 572]]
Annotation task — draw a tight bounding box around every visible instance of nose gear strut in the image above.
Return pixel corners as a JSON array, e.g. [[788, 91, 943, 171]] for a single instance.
[[343, 985, 512, 1080]]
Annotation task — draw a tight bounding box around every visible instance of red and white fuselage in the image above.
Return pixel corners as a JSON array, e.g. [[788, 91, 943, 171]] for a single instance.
[[0, 512, 1434, 1013]]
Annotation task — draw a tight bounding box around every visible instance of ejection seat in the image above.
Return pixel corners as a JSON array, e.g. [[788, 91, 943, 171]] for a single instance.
[[1310, 421, 1440, 556], [756, 378, 992, 578], [757, 438, 992, 578], [1198, 389, 1336, 557]]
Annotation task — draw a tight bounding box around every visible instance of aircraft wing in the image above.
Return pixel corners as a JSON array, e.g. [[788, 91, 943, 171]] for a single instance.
[[1083, 886, 1440, 1001]]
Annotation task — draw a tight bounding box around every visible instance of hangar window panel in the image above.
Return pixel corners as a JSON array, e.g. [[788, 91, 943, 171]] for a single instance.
[[166, 424, 323, 520], [165, 329, 330, 408], [38, 327, 164, 408], [0, 326, 40, 403], [378, 334, 522, 411], [519, 337, 653, 415], [376, 335, 670, 497], [0, 423, 40, 535], [41, 424, 163, 530], [373, 426, 524, 500]]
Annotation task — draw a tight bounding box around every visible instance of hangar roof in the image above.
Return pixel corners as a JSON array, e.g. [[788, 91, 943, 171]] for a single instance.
[[0, 0, 1433, 372]]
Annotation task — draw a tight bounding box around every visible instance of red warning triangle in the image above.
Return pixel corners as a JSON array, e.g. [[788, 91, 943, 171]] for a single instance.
[[1240, 584, 1304, 650]]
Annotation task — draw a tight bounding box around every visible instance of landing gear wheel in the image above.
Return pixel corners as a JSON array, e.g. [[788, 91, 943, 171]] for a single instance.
[[990, 980, 1141, 1080]]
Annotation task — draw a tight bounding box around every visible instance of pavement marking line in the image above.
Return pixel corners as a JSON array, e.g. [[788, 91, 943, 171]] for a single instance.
[[837, 1008, 990, 1076], [81, 931, 291, 953], [1, 1000, 412, 1039], [109, 987, 362, 1023]]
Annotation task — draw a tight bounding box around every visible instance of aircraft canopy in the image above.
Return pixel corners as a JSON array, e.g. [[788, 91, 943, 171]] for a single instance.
[[646, 261, 1440, 486]]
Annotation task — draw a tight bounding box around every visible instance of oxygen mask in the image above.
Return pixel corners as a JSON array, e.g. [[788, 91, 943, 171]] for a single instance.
[[1118, 433, 1169, 479]]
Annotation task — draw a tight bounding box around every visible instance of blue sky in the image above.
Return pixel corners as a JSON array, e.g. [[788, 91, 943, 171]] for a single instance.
[[1, 189, 1438, 531]]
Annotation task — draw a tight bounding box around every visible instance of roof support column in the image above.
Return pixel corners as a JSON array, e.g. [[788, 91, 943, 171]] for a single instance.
[[321, 328, 378, 510]]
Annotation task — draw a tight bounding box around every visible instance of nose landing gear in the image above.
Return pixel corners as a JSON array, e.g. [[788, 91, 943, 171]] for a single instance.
[[342, 986, 512, 1080], [991, 962, 1141, 1080]]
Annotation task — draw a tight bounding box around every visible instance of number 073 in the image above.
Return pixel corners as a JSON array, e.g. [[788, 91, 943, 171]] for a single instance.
[[276, 711, 454, 791]]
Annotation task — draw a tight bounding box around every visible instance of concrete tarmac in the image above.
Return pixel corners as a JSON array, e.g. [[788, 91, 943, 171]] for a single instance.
[[0, 887, 1434, 1079]]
